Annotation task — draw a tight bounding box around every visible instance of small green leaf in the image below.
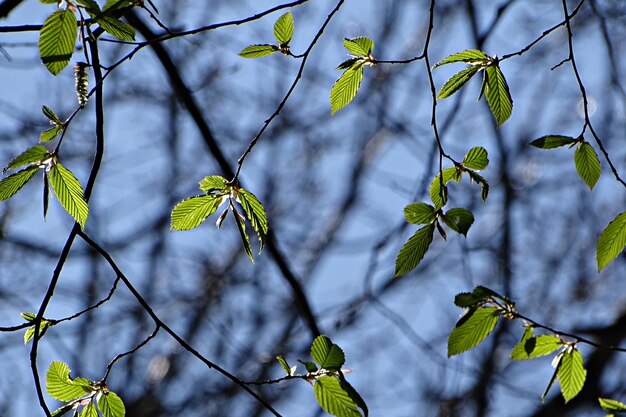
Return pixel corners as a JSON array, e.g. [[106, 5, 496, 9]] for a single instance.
[[597, 211, 626, 271], [199, 175, 229, 194], [599, 398, 626, 412], [336, 58, 360, 70], [239, 44, 278, 58], [542, 357, 561, 401], [42, 105, 62, 124], [437, 65, 481, 100], [38, 0, 59, 3], [394, 223, 435, 277], [97, 16, 135, 41], [311, 335, 345, 371], [5, 145, 48, 172], [434, 49, 489, 68], [80, 403, 99, 417], [51, 403, 74, 417], [234, 207, 254, 262], [40, 125, 63, 143], [39, 10, 78, 75], [454, 292, 481, 308], [46, 362, 93, 402], [484, 64, 513, 125], [466, 170, 489, 202], [403, 202, 435, 225], [76, 0, 101, 15], [98, 391, 125, 417], [462, 147, 489, 170], [103, 0, 134, 12], [343, 37, 374, 57], [49, 163, 89, 228], [273, 12, 294, 46], [530, 135, 577, 149], [574, 142, 601, 190], [298, 360, 318, 373], [338, 375, 368, 417], [558, 348, 586, 403], [238, 188, 268, 252], [314, 375, 362, 417], [429, 167, 461, 209], [24, 321, 50, 344], [0, 167, 39, 201], [276, 355, 291, 375], [447, 307, 500, 357], [330, 66, 364, 115], [442, 208, 474, 237], [510, 335, 562, 360], [170, 195, 222, 231]]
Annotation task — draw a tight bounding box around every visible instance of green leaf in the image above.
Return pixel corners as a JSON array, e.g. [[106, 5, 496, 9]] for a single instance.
[[170, 195, 222, 231], [454, 292, 481, 308], [5, 145, 48, 172], [484, 64, 513, 125], [558, 348, 586, 403], [437, 65, 481, 100], [442, 208, 474, 237], [42, 105, 62, 124], [530, 135, 577, 149], [76, 0, 101, 15], [103, 0, 134, 12], [542, 358, 561, 401], [273, 12, 294, 46], [510, 335, 562, 360], [463, 147, 489, 170], [97, 16, 135, 41], [429, 167, 461, 209], [238, 188, 268, 252], [40, 125, 63, 143], [39, 10, 78, 75], [403, 202, 435, 225], [434, 49, 489, 68], [338, 375, 368, 417], [24, 321, 50, 344], [343, 37, 374, 57], [46, 361, 93, 402], [276, 355, 291, 375], [599, 398, 626, 412], [330, 66, 364, 115], [574, 142, 601, 190], [49, 163, 89, 228], [447, 307, 500, 357], [38, 0, 59, 3], [314, 375, 363, 417], [239, 44, 278, 58], [298, 360, 318, 373], [199, 175, 229, 194], [311, 335, 345, 371], [51, 403, 75, 417], [234, 207, 254, 262], [466, 170, 490, 202], [0, 167, 38, 201], [394, 223, 435, 277], [80, 403, 99, 417], [596, 211, 626, 271], [336, 58, 360, 70], [98, 391, 125, 417]]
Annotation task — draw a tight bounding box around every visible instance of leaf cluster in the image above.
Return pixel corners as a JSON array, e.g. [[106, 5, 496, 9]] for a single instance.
[[330, 37, 376, 115], [239, 12, 295, 58]]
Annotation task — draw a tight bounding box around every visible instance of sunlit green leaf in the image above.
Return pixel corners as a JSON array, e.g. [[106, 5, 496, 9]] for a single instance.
[[199, 175, 229, 194], [434, 49, 489, 68], [239, 44, 278, 58], [5, 145, 48, 172], [40, 125, 63, 143], [403, 202, 435, 225], [484, 64, 512, 125], [530, 135, 577, 149], [46, 361, 93, 402], [24, 320, 50, 344], [338, 375, 368, 417], [103, 0, 134, 12], [80, 403, 99, 417], [51, 403, 74, 417], [430, 167, 461, 209], [42, 105, 62, 124], [597, 211, 626, 271], [558, 348, 586, 403], [599, 398, 626, 412], [343, 37, 374, 57], [510, 335, 562, 360], [276, 355, 291, 375], [273, 12, 294, 46], [336, 58, 360, 70], [76, 0, 101, 15], [0, 167, 38, 201], [314, 375, 362, 417], [394, 223, 435, 277], [98, 391, 125, 417], [330, 66, 364, 115], [437, 65, 481, 100], [170, 195, 222, 231], [311, 335, 345, 371], [463, 147, 489, 170], [448, 307, 500, 357], [49, 163, 89, 228], [574, 142, 601, 190], [39, 10, 77, 75], [442, 208, 474, 237], [97, 16, 135, 41], [298, 360, 318, 373], [238, 188, 268, 252]]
